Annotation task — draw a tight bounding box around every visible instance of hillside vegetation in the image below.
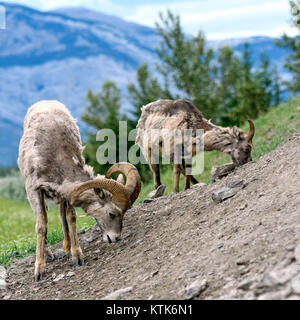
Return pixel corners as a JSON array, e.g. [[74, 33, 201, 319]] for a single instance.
[[0, 97, 300, 265]]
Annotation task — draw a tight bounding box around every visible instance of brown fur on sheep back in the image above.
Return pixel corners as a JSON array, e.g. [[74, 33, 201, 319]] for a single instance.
[[137, 99, 214, 134], [18, 101, 93, 189]]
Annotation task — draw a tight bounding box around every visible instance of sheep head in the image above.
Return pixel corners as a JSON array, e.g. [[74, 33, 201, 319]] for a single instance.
[[223, 120, 255, 166], [70, 162, 141, 243]]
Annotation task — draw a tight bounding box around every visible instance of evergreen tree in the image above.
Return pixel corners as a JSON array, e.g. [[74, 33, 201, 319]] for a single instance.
[[221, 43, 255, 125], [216, 45, 241, 125], [155, 10, 218, 120], [272, 67, 282, 106], [127, 63, 173, 120], [81, 81, 122, 174], [275, 1, 300, 94], [254, 53, 273, 113], [228, 44, 276, 125]]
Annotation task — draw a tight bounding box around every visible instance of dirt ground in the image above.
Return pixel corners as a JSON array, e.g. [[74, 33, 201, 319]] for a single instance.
[[2, 130, 300, 300]]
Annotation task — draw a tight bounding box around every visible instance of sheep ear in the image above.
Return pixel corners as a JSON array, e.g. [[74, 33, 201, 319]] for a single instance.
[[232, 126, 240, 139]]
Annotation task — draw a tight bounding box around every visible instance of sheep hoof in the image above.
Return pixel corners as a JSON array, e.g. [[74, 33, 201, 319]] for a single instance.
[[34, 272, 45, 282], [73, 258, 84, 266]]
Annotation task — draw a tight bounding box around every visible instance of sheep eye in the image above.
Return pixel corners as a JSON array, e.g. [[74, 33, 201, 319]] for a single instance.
[[94, 188, 105, 200], [109, 213, 115, 219]]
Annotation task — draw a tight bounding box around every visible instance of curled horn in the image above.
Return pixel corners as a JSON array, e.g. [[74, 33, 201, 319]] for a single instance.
[[106, 162, 141, 207], [246, 120, 255, 144], [71, 178, 130, 209]]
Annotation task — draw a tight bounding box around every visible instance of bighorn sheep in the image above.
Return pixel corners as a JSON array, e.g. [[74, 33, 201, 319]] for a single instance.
[[136, 99, 255, 192], [18, 101, 141, 281]]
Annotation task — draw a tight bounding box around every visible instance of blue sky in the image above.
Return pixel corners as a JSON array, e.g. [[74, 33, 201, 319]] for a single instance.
[[2, 0, 298, 39]]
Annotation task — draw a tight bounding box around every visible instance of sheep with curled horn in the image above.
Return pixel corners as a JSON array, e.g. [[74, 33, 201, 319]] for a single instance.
[[18, 100, 141, 281], [136, 99, 255, 193]]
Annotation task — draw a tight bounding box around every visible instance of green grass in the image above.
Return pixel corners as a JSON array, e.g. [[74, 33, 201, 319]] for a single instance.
[[0, 198, 95, 265], [136, 97, 300, 202], [1, 97, 300, 265]]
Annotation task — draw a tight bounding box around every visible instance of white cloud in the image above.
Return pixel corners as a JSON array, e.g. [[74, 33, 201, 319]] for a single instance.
[[2, 0, 297, 39], [126, 0, 295, 39], [207, 27, 299, 41], [3, 0, 116, 12]]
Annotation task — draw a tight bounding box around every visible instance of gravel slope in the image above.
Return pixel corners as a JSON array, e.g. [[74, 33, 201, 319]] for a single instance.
[[2, 130, 300, 300]]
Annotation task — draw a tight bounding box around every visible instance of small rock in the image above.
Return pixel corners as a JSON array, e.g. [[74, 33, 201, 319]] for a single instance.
[[94, 226, 101, 232], [212, 179, 245, 203], [53, 249, 66, 260], [143, 185, 166, 203], [185, 278, 208, 299], [191, 182, 207, 189], [239, 203, 248, 211], [281, 253, 295, 267], [237, 279, 253, 290], [262, 264, 299, 287], [291, 275, 300, 294], [236, 259, 249, 266], [66, 271, 75, 277], [53, 274, 65, 282], [257, 291, 284, 300], [2, 293, 12, 300], [0, 279, 7, 290], [285, 244, 295, 252], [0, 266, 8, 290], [0, 266, 7, 280], [46, 254, 56, 263], [101, 287, 133, 300], [226, 179, 245, 189], [210, 163, 236, 182], [148, 184, 166, 199], [294, 243, 300, 263], [82, 234, 96, 243], [17, 255, 34, 266], [142, 275, 151, 281]]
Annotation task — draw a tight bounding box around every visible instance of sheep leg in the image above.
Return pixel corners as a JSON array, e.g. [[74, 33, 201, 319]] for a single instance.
[[173, 164, 181, 193], [180, 161, 198, 189], [26, 186, 48, 281], [190, 175, 199, 184], [147, 148, 161, 189], [66, 204, 84, 266], [59, 201, 71, 255], [42, 198, 55, 262], [185, 173, 191, 190], [150, 163, 161, 189]]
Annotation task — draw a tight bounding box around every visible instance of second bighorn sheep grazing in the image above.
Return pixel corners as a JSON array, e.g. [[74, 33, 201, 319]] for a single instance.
[[18, 101, 141, 281], [136, 99, 255, 192]]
